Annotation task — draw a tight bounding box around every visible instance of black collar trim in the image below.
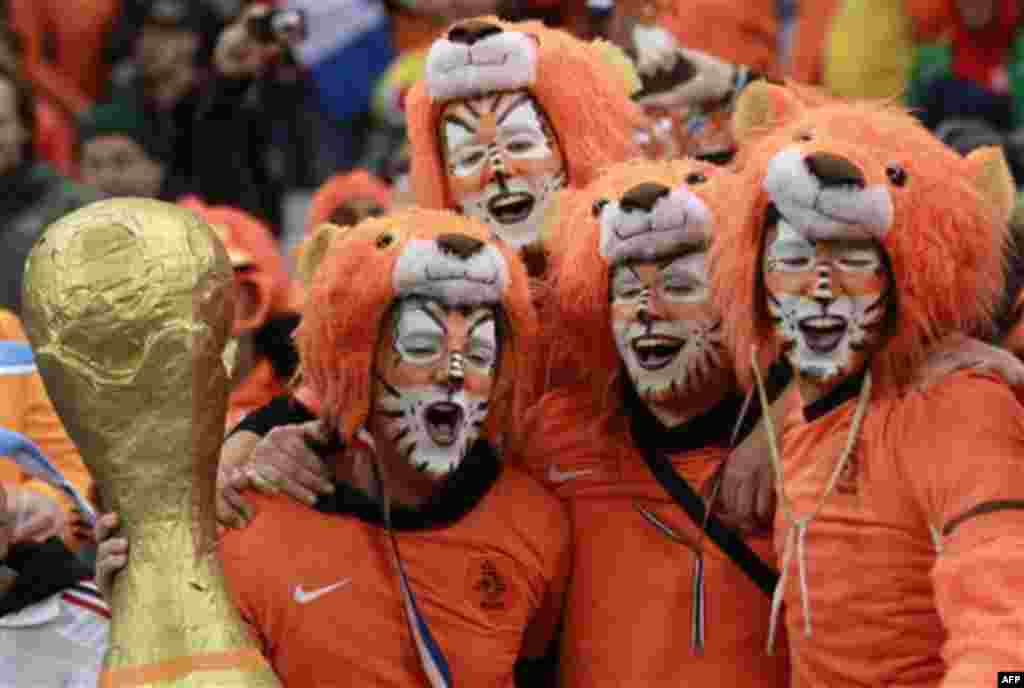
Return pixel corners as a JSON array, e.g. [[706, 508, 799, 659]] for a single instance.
[[314, 440, 501, 531], [626, 358, 793, 454], [802, 371, 866, 423]]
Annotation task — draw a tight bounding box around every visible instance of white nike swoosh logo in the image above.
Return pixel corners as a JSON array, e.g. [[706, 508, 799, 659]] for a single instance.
[[547, 465, 598, 484], [293, 578, 352, 605]]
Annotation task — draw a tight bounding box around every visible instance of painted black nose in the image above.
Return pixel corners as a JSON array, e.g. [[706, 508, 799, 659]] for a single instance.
[[437, 233, 484, 260], [620, 182, 671, 213], [447, 20, 503, 45], [804, 153, 865, 189]]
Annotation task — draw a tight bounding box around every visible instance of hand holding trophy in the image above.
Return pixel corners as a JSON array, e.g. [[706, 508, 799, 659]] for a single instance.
[[21, 198, 281, 687]]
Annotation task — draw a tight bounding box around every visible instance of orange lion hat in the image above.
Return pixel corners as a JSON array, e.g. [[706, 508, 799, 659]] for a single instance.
[[178, 197, 294, 334], [296, 208, 537, 443], [406, 16, 646, 213], [710, 81, 1016, 390], [546, 157, 739, 407]]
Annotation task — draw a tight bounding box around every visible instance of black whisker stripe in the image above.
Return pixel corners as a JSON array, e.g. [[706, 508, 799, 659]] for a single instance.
[[375, 408, 405, 418], [375, 374, 402, 399], [404, 442, 418, 459], [392, 427, 411, 443], [863, 291, 888, 315], [496, 93, 532, 124], [462, 99, 481, 119]]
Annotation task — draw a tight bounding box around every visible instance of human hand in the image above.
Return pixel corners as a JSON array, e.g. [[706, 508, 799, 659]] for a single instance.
[[216, 422, 335, 529], [94, 512, 128, 601], [9, 487, 67, 544], [706, 426, 776, 534], [214, 4, 282, 78]]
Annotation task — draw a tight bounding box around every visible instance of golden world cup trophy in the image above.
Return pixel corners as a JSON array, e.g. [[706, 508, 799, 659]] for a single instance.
[[21, 198, 281, 688]]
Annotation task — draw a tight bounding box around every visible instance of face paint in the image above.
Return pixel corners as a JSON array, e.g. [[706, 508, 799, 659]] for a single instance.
[[763, 219, 890, 389], [371, 297, 498, 478], [611, 252, 729, 426], [440, 90, 567, 251]]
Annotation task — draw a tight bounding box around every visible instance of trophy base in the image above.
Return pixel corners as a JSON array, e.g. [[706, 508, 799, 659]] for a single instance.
[[100, 648, 282, 688]]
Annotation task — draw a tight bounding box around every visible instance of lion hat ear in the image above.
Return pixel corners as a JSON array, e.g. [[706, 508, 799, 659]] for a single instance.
[[964, 145, 1016, 224], [732, 80, 804, 146], [297, 223, 347, 288]]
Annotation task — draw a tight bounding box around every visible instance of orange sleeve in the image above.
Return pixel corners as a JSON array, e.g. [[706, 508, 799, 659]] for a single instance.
[[0, 309, 89, 515], [519, 496, 571, 659], [21, 369, 91, 506], [899, 374, 1024, 685], [9, 0, 91, 115]]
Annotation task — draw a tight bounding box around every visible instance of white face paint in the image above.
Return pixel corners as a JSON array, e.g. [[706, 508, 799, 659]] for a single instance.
[[441, 91, 567, 250], [763, 219, 890, 387], [610, 252, 728, 426], [372, 299, 498, 478]]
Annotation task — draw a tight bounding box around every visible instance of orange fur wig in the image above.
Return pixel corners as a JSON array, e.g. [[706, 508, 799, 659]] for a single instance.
[[178, 197, 294, 332], [296, 208, 537, 443], [709, 81, 1016, 391], [405, 16, 646, 214], [305, 170, 393, 235]]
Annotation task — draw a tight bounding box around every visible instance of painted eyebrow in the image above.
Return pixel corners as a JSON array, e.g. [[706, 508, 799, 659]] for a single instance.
[[420, 302, 449, 333], [769, 239, 814, 252], [443, 114, 476, 135], [659, 246, 706, 268], [468, 313, 496, 339], [461, 98, 482, 119], [496, 93, 534, 125]]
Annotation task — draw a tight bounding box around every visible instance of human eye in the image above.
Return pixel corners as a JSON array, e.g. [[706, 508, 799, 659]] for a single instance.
[[466, 339, 496, 368], [836, 249, 879, 271], [452, 148, 487, 175], [505, 137, 537, 154], [398, 335, 443, 362], [611, 272, 643, 300]]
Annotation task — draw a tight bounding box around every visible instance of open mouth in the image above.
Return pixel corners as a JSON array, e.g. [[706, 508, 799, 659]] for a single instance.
[[798, 316, 848, 354], [487, 193, 535, 225], [424, 401, 464, 447], [631, 335, 684, 370]]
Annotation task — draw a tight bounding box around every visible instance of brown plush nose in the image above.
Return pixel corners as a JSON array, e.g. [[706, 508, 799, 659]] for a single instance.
[[804, 153, 865, 189], [437, 233, 484, 260], [447, 20, 503, 45], [620, 182, 671, 213]]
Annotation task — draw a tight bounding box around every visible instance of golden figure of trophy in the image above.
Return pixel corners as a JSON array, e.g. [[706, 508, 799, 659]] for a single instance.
[[21, 198, 281, 688]]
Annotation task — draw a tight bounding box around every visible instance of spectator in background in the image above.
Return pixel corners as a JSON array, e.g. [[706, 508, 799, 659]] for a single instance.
[[105, 0, 208, 204], [178, 198, 300, 431], [914, 0, 1023, 132], [8, 0, 120, 117], [0, 309, 94, 551], [77, 100, 190, 200], [0, 22, 76, 177], [598, 0, 780, 162], [0, 65, 100, 317], [189, 3, 327, 232], [0, 481, 108, 688]]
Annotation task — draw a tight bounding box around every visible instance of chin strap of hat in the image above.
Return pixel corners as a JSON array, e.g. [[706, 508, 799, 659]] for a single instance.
[[751, 349, 872, 656], [359, 428, 454, 688]]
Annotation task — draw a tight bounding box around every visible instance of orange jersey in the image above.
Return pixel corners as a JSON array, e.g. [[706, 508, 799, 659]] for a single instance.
[[226, 358, 289, 432], [0, 309, 91, 516], [523, 395, 789, 688], [776, 370, 1024, 687], [219, 453, 569, 687]]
